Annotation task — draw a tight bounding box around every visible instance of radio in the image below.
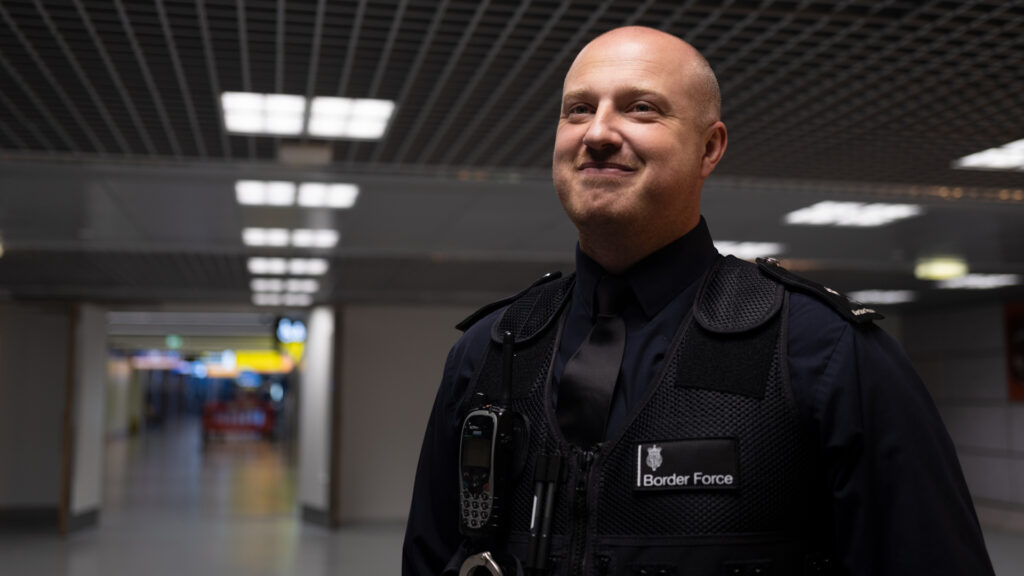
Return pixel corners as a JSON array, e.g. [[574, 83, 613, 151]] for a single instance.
[[459, 332, 527, 540], [459, 403, 525, 537]]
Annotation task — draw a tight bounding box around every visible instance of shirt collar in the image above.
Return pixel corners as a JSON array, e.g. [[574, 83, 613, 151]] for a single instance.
[[573, 216, 718, 320]]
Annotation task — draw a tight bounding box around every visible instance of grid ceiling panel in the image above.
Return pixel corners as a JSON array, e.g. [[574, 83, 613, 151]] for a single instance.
[[0, 0, 1020, 188]]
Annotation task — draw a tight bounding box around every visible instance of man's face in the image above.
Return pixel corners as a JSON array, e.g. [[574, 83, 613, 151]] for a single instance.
[[553, 32, 713, 242]]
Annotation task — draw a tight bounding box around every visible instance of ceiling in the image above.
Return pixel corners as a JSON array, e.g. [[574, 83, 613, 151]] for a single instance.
[[1, 0, 1023, 322]]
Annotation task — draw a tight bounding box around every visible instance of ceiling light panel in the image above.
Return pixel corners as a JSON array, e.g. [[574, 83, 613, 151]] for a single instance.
[[298, 183, 360, 208], [247, 257, 288, 275], [288, 258, 329, 276], [784, 201, 923, 227], [713, 241, 784, 260], [847, 290, 916, 305], [915, 257, 968, 281], [937, 274, 1021, 290], [222, 92, 306, 136], [286, 279, 320, 293], [307, 97, 395, 140], [953, 138, 1024, 171], [242, 228, 290, 247], [235, 180, 296, 206], [291, 229, 339, 248], [251, 278, 285, 292]]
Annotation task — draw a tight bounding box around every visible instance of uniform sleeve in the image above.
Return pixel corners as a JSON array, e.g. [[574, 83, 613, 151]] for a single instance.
[[402, 313, 497, 576], [789, 294, 995, 575]]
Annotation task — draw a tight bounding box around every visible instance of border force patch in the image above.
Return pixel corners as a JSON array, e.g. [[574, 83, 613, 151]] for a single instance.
[[634, 438, 739, 492]]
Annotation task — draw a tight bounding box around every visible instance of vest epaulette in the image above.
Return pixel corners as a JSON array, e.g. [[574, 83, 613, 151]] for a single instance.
[[454, 271, 567, 333], [756, 257, 883, 324]]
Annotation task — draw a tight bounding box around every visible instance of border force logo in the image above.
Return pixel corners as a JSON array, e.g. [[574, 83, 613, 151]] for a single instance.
[[645, 445, 663, 472], [635, 439, 739, 492]]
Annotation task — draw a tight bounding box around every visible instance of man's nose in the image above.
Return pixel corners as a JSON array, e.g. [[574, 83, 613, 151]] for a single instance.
[[582, 106, 623, 152]]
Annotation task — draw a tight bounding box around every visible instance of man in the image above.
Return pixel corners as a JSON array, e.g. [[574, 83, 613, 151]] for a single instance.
[[404, 26, 994, 576]]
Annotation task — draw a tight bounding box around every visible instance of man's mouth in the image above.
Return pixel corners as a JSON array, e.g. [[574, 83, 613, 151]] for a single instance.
[[577, 161, 636, 174]]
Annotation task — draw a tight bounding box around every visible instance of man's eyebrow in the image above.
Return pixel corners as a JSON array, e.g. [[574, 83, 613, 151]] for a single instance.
[[561, 86, 669, 104]]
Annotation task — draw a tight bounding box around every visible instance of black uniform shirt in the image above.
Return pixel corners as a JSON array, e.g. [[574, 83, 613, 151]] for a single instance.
[[402, 218, 994, 576]]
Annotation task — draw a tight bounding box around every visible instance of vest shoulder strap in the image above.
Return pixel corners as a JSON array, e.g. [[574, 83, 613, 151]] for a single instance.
[[756, 257, 883, 323], [695, 255, 785, 333], [455, 272, 566, 332]]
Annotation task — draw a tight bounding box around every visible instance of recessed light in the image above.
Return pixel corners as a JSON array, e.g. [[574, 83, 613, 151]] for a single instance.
[[915, 257, 967, 281], [247, 257, 288, 275], [937, 274, 1021, 290], [288, 258, 329, 276], [251, 278, 285, 292], [307, 97, 395, 140], [298, 182, 360, 208], [785, 201, 923, 227], [291, 229, 339, 248], [252, 293, 284, 306], [953, 139, 1024, 171], [713, 241, 784, 260], [242, 228, 290, 247], [282, 293, 314, 307], [222, 92, 306, 136], [847, 290, 916, 305], [286, 279, 319, 293]]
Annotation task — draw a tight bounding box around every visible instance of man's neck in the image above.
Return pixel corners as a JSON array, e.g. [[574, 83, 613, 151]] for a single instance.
[[578, 220, 699, 275]]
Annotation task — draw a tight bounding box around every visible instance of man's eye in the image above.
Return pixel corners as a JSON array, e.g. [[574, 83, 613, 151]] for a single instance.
[[631, 102, 655, 113], [566, 104, 591, 116]]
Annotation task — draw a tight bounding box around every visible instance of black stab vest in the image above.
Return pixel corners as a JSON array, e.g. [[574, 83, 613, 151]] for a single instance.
[[460, 256, 841, 576]]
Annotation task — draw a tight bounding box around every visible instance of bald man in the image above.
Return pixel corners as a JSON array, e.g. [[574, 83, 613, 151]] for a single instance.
[[404, 27, 993, 576]]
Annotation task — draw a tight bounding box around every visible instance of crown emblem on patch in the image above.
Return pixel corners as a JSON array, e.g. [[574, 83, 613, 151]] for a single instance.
[[646, 444, 663, 472]]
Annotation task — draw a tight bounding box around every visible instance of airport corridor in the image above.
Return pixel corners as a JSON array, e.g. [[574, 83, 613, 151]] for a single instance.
[[0, 418, 403, 576]]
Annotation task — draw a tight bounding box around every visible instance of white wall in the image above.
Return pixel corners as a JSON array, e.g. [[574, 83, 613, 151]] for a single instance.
[[105, 355, 131, 437], [71, 304, 107, 515], [0, 302, 71, 508], [337, 304, 473, 523], [298, 306, 336, 513], [902, 304, 1024, 530]]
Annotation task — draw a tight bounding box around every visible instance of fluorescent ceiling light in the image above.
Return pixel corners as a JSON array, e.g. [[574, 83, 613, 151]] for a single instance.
[[937, 274, 1021, 290], [282, 293, 314, 307], [915, 257, 968, 281], [251, 278, 285, 292], [298, 183, 360, 208], [286, 279, 319, 293], [247, 257, 288, 275], [307, 97, 395, 140], [785, 201, 923, 227], [252, 293, 283, 306], [252, 292, 314, 307], [847, 290, 916, 305], [714, 241, 784, 260], [242, 228, 290, 247], [953, 138, 1024, 171], [248, 258, 328, 276], [235, 180, 295, 206], [222, 92, 306, 136], [251, 278, 319, 293], [288, 258, 329, 276], [236, 180, 357, 208], [291, 229, 339, 248]]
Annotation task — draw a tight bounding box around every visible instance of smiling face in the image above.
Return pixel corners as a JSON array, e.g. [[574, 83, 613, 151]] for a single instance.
[[553, 27, 726, 270]]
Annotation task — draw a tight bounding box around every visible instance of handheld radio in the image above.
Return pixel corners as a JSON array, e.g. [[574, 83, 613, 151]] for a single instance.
[[459, 331, 527, 540]]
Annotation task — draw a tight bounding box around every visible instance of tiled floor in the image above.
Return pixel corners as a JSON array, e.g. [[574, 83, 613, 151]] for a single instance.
[[0, 419, 403, 576], [1, 418, 1022, 575]]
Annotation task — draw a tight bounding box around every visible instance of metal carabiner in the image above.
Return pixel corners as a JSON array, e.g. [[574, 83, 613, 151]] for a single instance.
[[459, 551, 504, 576]]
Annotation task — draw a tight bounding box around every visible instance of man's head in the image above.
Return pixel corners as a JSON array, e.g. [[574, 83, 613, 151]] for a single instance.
[[552, 26, 727, 273]]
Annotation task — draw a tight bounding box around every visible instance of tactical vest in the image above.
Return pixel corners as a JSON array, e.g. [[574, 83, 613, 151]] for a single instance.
[[459, 256, 871, 576]]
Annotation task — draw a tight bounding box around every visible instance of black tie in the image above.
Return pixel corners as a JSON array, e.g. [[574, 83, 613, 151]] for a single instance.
[[556, 275, 630, 447]]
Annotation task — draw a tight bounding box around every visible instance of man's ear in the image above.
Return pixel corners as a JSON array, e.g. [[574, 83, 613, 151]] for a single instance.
[[700, 121, 728, 179]]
